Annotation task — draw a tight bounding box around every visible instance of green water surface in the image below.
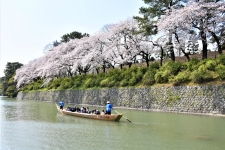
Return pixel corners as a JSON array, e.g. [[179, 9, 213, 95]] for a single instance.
[[1, 96, 225, 150]]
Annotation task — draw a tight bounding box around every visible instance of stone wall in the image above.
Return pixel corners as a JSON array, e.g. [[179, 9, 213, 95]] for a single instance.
[[17, 85, 225, 114]]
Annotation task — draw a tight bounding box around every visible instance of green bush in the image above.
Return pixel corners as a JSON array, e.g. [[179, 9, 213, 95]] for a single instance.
[[108, 69, 121, 77], [93, 77, 103, 87], [190, 70, 214, 83], [32, 82, 41, 90], [131, 70, 144, 83], [129, 66, 139, 73], [149, 62, 160, 70], [169, 71, 191, 85], [217, 54, 225, 65], [203, 71, 214, 82], [84, 78, 95, 88], [72, 75, 89, 88], [5, 85, 18, 97], [205, 59, 217, 71], [73, 79, 82, 88], [37, 80, 43, 84], [57, 86, 65, 90], [108, 69, 122, 81], [190, 70, 204, 83], [120, 79, 129, 87], [21, 81, 42, 91], [129, 76, 137, 86], [164, 61, 185, 75], [59, 81, 72, 89], [142, 69, 156, 86], [215, 64, 225, 80], [48, 78, 61, 89], [138, 66, 148, 74], [155, 70, 170, 83], [19, 54, 225, 91], [100, 78, 115, 87], [187, 58, 199, 71], [154, 61, 185, 84], [127, 70, 143, 86], [121, 69, 132, 81], [23, 85, 32, 91], [198, 64, 208, 73]]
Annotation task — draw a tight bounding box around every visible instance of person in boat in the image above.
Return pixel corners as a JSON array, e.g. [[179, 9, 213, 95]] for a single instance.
[[81, 107, 87, 113], [101, 110, 105, 115], [96, 110, 100, 115], [76, 107, 81, 112], [87, 107, 90, 114], [67, 107, 72, 111], [59, 101, 64, 110], [105, 101, 113, 115], [92, 109, 96, 114], [71, 107, 76, 112]]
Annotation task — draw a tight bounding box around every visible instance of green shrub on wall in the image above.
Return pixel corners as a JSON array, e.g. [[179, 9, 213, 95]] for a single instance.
[[217, 54, 225, 65], [155, 70, 170, 83], [48, 78, 62, 90], [19, 54, 225, 91], [57, 78, 73, 90], [160, 61, 186, 75], [129, 75, 138, 86], [190, 70, 204, 83], [169, 71, 191, 85], [120, 79, 129, 87], [216, 64, 225, 80], [149, 62, 160, 70], [100, 78, 116, 87], [142, 69, 156, 86], [205, 59, 217, 71], [84, 78, 95, 88], [187, 58, 199, 71], [190, 69, 214, 83]]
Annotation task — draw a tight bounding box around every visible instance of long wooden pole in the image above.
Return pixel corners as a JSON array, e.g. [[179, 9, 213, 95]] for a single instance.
[[114, 110, 132, 123]]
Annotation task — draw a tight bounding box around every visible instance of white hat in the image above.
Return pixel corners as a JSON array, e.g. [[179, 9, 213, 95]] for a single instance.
[[107, 101, 110, 104]]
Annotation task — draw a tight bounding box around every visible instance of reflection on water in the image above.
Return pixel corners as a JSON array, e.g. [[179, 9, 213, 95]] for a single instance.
[[1, 96, 225, 150], [1, 98, 57, 122]]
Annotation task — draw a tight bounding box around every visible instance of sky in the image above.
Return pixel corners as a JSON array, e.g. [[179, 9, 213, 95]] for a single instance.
[[0, 0, 146, 77]]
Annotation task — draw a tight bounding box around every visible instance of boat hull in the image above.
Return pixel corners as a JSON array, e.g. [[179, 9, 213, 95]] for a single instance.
[[56, 104, 122, 121]]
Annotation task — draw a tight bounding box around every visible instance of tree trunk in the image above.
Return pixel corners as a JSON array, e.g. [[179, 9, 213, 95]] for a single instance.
[[102, 66, 106, 73], [120, 64, 123, 70], [184, 53, 190, 62], [201, 30, 208, 60], [199, 19, 208, 60], [146, 53, 150, 67], [160, 47, 163, 66], [174, 32, 190, 61], [128, 63, 132, 68], [210, 31, 222, 54], [67, 69, 73, 77], [141, 52, 150, 67], [95, 68, 99, 74], [169, 30, 175, 61]]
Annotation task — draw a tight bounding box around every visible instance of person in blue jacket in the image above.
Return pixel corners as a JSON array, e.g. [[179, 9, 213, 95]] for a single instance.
[[59, 101, 64, 110], [105, 101, 113, 115]]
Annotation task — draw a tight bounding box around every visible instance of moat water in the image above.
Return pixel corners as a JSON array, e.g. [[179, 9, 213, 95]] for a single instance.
[[1, 96, 225, 150]]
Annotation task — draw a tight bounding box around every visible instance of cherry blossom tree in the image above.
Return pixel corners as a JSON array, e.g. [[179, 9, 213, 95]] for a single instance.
[[206, 1, 225, 54], [15, 18, 160, 88], [157, 0, 225, 59], [15, 58, 44, 88], [107, 18, 142, 69]]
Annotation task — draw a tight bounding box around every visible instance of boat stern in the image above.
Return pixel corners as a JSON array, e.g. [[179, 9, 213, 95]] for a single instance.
[[115, 114, 123, 121]]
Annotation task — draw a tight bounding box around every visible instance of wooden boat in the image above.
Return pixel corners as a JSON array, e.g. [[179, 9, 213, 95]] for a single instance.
[[56, 104, 122, 121]]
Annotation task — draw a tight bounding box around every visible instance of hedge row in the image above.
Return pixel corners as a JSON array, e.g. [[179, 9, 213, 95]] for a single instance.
[[21, 55, 225, 91]]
